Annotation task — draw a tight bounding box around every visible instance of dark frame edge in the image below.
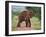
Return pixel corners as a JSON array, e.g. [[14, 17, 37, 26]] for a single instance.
[[5, 1, 9, 36], [44, 3, 45, 34], [5, 1, 45, 4]]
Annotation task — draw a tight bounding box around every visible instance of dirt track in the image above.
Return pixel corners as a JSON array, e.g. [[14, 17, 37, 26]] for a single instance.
[[16, 27, 31, 31], [16, 21, 32, 31]]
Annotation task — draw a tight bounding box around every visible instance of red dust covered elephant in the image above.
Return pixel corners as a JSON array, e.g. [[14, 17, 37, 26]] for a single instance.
[[17, 11, 32, 27]]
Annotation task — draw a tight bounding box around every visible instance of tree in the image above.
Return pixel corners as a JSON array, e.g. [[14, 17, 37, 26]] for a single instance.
[[26, 6, 41, 20]]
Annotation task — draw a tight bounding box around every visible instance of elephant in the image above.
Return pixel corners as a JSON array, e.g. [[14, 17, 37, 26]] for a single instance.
[[17, 11, 32, 27]]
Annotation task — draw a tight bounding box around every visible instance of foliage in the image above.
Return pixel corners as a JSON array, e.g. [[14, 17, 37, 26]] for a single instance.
[[26, 7, 41, 20]]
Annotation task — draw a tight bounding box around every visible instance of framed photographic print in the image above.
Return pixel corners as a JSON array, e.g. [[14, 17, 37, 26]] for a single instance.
[[5, 1, 45, 36]]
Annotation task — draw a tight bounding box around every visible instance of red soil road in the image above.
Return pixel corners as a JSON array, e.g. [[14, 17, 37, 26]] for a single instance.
[[16, 21, 31, 31]]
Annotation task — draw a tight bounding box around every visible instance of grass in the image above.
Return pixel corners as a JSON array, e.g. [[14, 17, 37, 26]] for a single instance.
[[31, 17, 41, 30], [12, 16, 41, 31]]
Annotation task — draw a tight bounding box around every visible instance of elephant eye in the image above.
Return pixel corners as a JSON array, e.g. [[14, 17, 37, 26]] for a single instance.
[[30, 12, 32, 13], [30, 12, 32, 14]]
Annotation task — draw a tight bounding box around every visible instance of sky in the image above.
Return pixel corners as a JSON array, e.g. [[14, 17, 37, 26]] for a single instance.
[[12, 5, 27, 12]]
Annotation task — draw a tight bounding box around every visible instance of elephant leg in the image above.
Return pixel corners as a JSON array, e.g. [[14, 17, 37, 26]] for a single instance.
[[26, 19, 31, 27], [28, 20, 31, 27], [17, 20, 22, 27], [25, 18, 28, 27]]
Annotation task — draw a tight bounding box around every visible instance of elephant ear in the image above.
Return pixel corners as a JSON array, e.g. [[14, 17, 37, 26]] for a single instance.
[[29, 12, 33, 18]]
